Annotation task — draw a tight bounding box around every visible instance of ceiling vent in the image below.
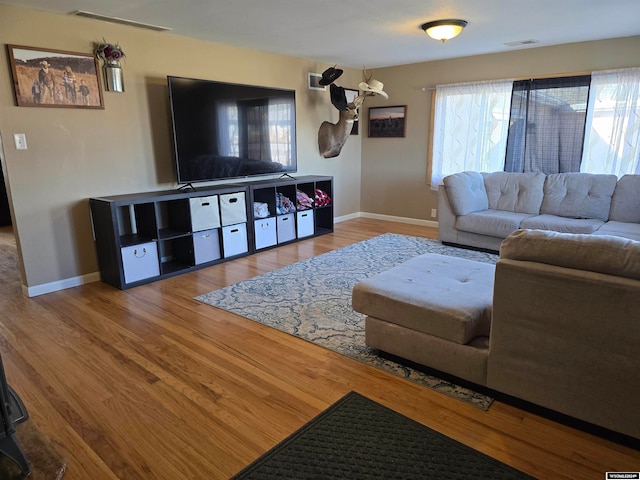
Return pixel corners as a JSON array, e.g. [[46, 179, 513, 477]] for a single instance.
[[69, 10, 172, 32], [504, 39, 540, 47]]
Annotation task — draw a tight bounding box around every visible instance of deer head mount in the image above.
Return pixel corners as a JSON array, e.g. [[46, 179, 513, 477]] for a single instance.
[[317, 67, 388, 158], [318, 95, 365, 158]]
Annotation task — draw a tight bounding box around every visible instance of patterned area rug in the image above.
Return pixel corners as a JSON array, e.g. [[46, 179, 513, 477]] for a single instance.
[[197, 233, 498, 409], [231, 391, 534, 480]]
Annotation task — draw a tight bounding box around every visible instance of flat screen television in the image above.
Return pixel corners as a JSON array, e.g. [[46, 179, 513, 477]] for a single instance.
[[167, 76, 297, 184]]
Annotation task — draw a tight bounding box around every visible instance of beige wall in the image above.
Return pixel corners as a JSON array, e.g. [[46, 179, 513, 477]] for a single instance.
[[3, 4, 639, 294], [0, 5, 363, 293], [360, 36, 640, 222]]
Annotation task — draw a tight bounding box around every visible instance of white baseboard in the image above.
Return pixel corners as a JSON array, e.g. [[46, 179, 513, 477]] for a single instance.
[[336, 211, 438, 228], [24, 271, 101, 298], [334, 212, 361, 223]]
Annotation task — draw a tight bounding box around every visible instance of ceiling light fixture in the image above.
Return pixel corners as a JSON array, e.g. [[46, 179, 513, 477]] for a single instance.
[[420, 19, 468, 43]]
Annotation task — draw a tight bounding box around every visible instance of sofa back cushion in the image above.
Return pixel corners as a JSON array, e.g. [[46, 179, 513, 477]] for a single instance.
[[481, 172, 545, 214], [442, 171, 488, 216], [540, 173, 617, 221], [609, 174, 640, 223], [500, 229, 640, 281]]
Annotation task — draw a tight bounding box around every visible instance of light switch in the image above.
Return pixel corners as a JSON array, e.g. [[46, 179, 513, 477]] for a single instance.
[[13, 133, 27, 150]]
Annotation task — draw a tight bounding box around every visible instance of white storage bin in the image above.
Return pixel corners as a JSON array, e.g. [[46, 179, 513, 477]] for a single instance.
[[193, 228, 221, 265], [190, 195, 220, 232], [222, 223, 248, 257], [277, 213, 296, 243], [220, 192, 247, 226], [254, 218, 277, 250], [121, 242, 159, 284], [296, 210, 315, 238]]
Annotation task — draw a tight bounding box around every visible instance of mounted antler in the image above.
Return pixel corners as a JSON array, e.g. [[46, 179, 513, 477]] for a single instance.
[[360, 67, 376, 99], [362, 67, 373, 84], [318, 95, 365, 158]]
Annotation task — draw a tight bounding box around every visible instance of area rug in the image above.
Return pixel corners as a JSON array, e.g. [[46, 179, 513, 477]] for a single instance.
[[231, 391, 534, 480], [197, 233, 498, 409], [0, 421, 67, 479]]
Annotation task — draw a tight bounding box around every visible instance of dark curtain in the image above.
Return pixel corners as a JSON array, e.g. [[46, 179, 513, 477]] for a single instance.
[[504, 75, 591, 173]]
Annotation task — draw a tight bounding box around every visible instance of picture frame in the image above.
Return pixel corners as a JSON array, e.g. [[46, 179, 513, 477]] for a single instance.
[[7, 44, 104, 109], [307, 72, 326, 91], [368, 105, 407, 138], [344, 88, 359, 135]]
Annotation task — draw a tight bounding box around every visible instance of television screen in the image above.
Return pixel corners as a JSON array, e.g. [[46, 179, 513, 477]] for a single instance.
[[168, 76, 297, 184]]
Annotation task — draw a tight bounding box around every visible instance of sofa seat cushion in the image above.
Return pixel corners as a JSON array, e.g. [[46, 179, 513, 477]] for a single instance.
[[352, 253, 495, 345], [520, 214, 604, 234], [540, 173, 617, 221], [456, 209, 535, 238], [443, 171, 489, 216], [593, 221, 640, 242], [482, 172, 545, 214]]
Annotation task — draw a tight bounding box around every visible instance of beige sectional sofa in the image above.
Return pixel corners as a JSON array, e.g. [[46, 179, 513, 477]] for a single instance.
[[438, 171, 640, 251], [352, 229, 640, 440]]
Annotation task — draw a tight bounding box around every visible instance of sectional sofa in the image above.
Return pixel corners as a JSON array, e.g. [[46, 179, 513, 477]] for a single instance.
[[438, 171, 640, 251], [351, 170, 640, 439], [352, 229, 640, 440]]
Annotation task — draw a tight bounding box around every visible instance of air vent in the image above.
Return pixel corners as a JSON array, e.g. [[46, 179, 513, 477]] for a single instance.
[[504, 39, 540, 47], [69, 10, 172, 32]]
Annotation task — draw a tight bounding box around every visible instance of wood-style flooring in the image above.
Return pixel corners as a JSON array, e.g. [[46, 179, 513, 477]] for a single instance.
[[0, 220, 638, 479]]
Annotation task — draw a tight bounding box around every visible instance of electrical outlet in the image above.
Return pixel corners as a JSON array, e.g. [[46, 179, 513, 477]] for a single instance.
[[431, 208, 437, 218], [13, 133, 27, 150]]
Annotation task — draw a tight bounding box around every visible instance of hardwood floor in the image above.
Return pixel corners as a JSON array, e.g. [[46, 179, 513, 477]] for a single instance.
[[0, 219, 638, 479]]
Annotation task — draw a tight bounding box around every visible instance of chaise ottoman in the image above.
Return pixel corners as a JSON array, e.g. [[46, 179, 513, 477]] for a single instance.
[[352, 253, 495, 385]]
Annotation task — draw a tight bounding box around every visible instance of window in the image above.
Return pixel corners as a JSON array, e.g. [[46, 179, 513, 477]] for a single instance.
[[430, 68, 640, 184], [504, 76, 591, 174], [431, 79, 513, 189], [581, 68, 640, 176]]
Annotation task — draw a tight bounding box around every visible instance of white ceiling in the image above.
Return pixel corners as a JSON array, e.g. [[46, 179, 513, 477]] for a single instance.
[[4, 0, 640, 68]]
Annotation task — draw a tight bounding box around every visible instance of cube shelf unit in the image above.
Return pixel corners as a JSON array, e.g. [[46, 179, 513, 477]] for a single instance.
[[89, 175, 333, 289], [247, 175, 334, 252]]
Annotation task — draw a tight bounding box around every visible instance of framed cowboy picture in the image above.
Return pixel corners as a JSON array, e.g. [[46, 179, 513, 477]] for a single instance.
[[7, 44, 104, 109]]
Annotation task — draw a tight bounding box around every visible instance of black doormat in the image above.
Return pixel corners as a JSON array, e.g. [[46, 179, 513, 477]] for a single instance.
[[231, 391, 534, 480]]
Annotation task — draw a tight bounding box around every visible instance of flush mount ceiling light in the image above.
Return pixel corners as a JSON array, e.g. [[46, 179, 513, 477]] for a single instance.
[[420, 19, 468, 43]]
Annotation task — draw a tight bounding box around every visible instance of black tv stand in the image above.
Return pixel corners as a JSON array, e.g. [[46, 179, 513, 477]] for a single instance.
[[89, 175, 333, 290]]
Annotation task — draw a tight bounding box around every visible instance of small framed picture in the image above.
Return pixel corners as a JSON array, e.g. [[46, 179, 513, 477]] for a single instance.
[[344, 88, 360, 135], [7, 44, 104, 109], [368, 105, 407, 138], [308, 72, 326, 91]]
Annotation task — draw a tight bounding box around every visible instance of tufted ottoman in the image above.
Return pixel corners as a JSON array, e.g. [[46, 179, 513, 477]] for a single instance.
[[352, 253, 495, 385]]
